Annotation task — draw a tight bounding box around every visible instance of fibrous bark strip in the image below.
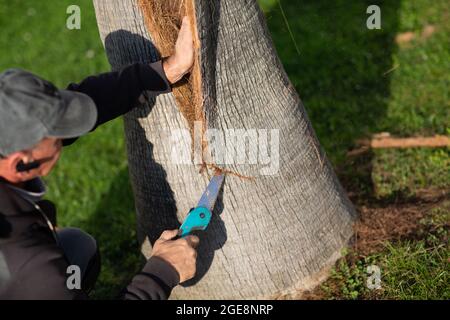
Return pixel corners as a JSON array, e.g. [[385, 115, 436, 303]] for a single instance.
[[138, 0, 208, 162]]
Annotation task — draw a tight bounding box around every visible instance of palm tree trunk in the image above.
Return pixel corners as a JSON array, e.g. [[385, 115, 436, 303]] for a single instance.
[[93, 0, 356, 299]]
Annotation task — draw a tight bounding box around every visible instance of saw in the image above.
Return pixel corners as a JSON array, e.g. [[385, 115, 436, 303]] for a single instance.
[[178, 173, 225, 237]]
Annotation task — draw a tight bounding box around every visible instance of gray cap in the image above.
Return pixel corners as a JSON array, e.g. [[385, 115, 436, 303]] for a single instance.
[[0, 69, 97, 156]]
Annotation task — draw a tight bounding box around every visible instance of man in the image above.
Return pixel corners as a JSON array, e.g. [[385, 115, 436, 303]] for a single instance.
[[0, 17, 198, 299]]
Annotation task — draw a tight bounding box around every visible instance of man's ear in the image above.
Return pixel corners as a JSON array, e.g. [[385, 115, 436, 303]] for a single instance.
[[10, 152, 28, 169], [4, 151, 34, 182]]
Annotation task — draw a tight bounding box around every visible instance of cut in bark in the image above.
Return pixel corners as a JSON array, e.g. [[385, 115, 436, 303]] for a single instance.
[[93, 0, 357, 299]]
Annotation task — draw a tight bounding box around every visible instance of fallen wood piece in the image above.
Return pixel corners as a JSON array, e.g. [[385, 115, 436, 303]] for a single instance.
[[348, 134, 450, 156], [370, 135, 450, 148]]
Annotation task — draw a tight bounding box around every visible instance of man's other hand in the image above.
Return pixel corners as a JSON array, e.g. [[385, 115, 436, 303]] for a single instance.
[[163, 16, 195, 84], [151, 229, 199, 283]]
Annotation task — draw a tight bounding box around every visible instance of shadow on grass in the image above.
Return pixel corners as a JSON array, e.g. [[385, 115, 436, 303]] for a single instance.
[[266, 0, 401, 165], [82, 167, 142, 299], [264, 0, 403, 204]]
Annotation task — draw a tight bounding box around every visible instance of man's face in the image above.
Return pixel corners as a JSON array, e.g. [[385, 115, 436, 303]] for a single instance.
[[0, 137, 62, 183], [30, 137, 63, 176]]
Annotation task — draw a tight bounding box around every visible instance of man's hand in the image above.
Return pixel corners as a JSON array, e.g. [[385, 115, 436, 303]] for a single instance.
[[151, 229, 199, 283], [163, 16, 195, 84]]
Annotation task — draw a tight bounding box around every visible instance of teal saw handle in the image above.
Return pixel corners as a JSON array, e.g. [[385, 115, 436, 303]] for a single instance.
[[178, 207, 212, 237]]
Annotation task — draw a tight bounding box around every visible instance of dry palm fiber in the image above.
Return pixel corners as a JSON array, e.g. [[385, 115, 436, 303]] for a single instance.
[[138, 0, 207, 159]]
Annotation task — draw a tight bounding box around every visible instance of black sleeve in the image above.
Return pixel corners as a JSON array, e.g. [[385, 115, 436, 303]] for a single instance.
[[63, 61, 171, 146], [120, 257, 180, 300]]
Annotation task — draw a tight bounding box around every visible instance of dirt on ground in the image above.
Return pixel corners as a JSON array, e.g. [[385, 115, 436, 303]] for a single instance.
[[300, 187, 449, 300], [352, 188, 449, 256]]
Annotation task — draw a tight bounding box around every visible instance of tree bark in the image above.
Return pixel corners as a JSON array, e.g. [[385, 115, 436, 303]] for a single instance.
[[93, 0, 356, 299]]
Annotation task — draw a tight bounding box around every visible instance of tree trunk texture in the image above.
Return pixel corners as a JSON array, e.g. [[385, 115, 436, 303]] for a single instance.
[[93, 0, 356, 299]]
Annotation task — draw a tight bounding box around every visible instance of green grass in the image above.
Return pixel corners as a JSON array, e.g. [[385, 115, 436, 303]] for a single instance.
[[0, 0, 448, 299], [0, 1, 109, 86], [382, 241, 449, 300], [382, 1, 450, 136], [322, 238, 449, 300], [373, 148, 450, 198]]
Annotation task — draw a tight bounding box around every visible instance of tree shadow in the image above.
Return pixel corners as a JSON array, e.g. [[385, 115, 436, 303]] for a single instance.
[[264, 0, 401, 197], [82, 167, 142, 299]]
